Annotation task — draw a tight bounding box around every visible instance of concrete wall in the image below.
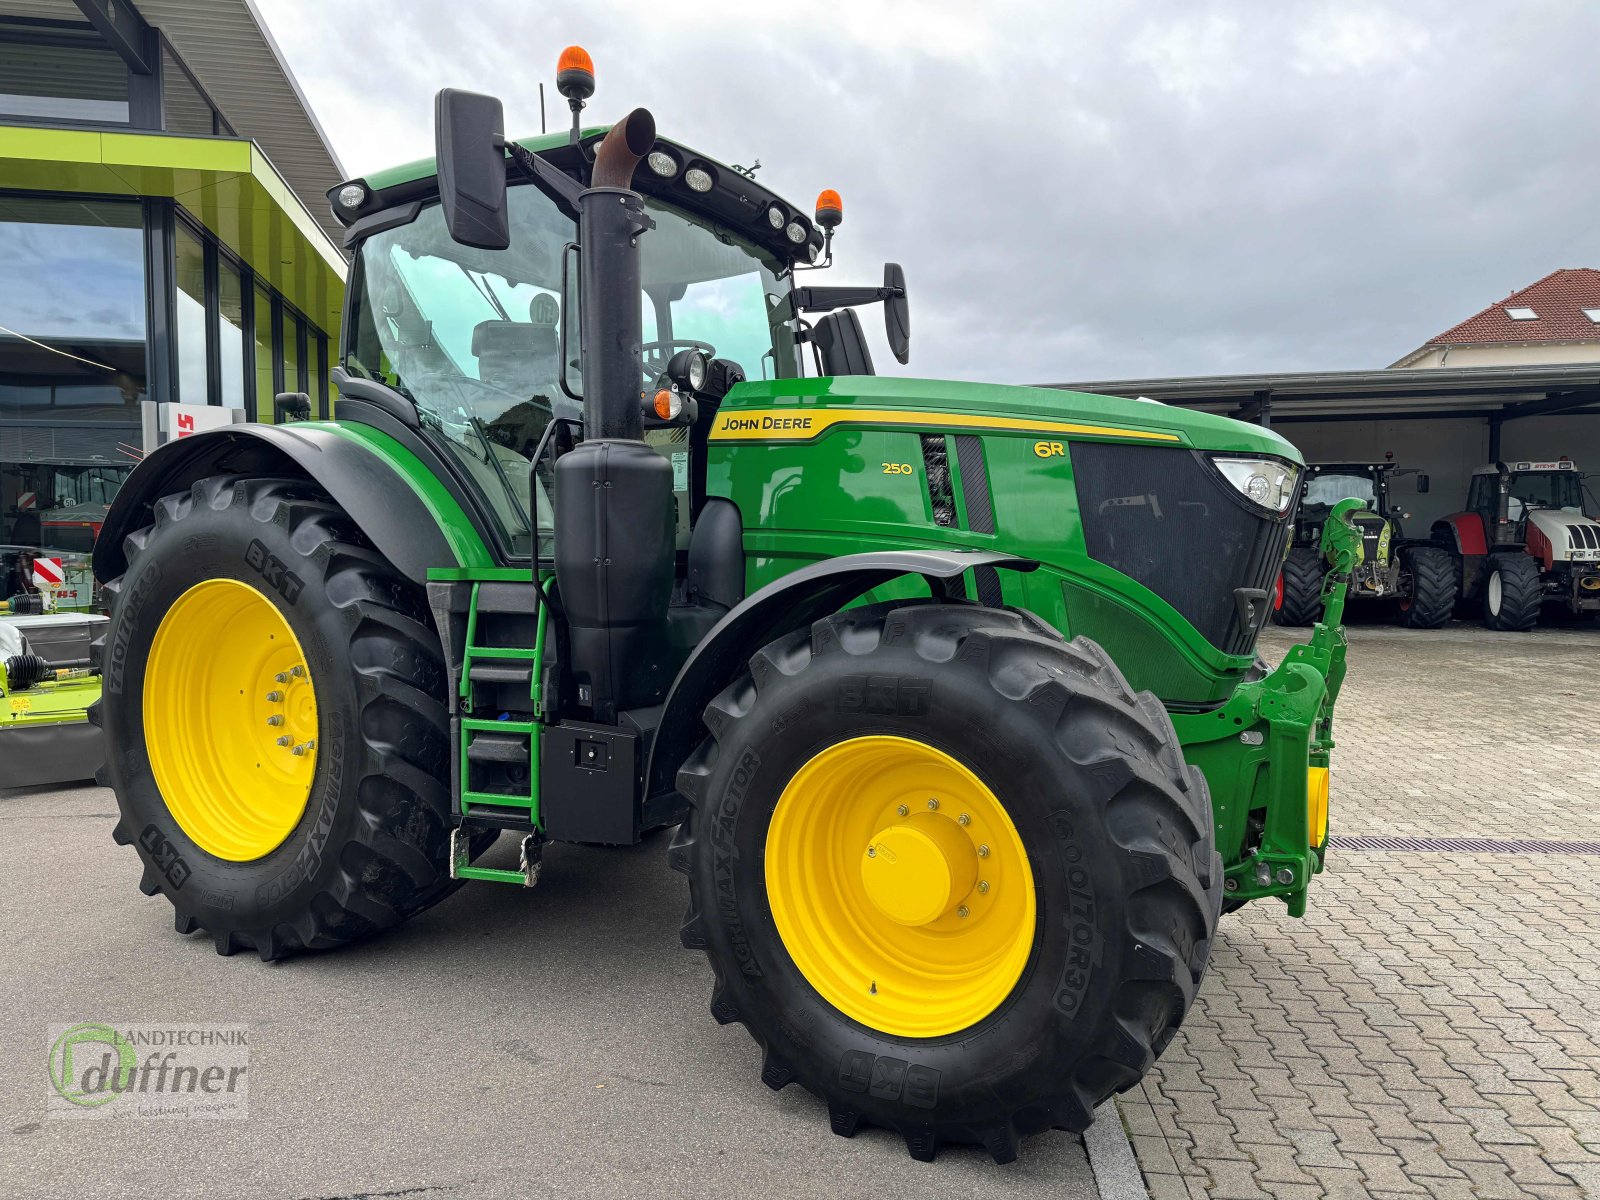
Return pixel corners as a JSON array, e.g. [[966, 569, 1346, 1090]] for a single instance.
[[1272, 414, 1600, 530]]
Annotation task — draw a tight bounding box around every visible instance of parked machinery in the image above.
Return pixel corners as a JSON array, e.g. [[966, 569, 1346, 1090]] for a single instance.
[[1434, 459, 1600, 630], [1275, 461, 1456, 629], [89, 48, 1358, 1162]]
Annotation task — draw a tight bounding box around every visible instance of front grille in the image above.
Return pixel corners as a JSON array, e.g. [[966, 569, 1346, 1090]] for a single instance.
[[1569, 524, 1600, 551], [1072, 442, 1293, 655]]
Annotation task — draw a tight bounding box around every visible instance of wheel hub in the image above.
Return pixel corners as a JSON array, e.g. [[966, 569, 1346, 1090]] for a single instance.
[[860, 814, 977, 926]]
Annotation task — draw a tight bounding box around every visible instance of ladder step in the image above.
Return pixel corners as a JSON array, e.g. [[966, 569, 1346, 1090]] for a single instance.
[[466, 730, 529, 764], [468, 662, 534, 686]]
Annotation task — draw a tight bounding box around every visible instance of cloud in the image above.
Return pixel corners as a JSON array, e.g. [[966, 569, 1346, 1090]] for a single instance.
[[257, 0, 1600, 383]]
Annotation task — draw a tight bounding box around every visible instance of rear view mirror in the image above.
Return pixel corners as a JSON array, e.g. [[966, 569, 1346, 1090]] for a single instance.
[[1415, 473, 1430, 494], [883, 262, 909, 365], [436, 88, 509, 250]]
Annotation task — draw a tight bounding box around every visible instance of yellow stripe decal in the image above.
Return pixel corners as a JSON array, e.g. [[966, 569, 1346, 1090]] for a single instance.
[[707, 407, 1182, 443]]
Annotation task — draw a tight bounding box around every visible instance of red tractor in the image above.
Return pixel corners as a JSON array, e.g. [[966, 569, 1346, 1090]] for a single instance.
[[1433, 459, 1600, 630]]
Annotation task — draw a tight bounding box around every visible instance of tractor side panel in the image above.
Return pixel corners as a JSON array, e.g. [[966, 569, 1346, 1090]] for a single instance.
[[708, 389, 1257, 707]]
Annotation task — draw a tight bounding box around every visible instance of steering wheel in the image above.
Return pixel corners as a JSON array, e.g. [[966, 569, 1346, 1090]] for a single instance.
[[641, 339, 715, 384]]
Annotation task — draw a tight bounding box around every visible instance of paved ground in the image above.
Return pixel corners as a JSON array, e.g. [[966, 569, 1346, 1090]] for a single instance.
[[1122, 618, 1600, 1199], [4, 619, 1596, 1198], [0, 792, 1095, 1200]]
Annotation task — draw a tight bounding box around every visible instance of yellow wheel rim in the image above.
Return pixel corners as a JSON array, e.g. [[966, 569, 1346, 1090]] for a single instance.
[[1308, 765, 1330, 849], [144, 579, 319, 861], [765, 735, 1037, 1038]]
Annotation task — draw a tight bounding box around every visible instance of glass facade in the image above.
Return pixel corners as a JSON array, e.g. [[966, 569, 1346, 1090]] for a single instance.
[[0, 10, 341, 600]]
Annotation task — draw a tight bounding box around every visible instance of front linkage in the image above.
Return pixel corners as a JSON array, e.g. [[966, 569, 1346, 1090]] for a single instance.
[[1174, 497, 1363, 917]]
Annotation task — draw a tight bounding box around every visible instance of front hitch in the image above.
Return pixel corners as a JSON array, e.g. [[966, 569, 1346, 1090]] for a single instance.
[[1173, 498, 1364, 917]]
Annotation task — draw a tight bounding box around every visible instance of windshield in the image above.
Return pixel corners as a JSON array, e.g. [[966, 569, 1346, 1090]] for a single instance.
[[1510, 471, 1584, 511], [345, 180, 797, 557], [1303, 472, 1377, 511]]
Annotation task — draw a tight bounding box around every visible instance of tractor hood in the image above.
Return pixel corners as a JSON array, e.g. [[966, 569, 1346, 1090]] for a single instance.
[[711, 376, 1303, 460], [1527, 508, 1600, 561]]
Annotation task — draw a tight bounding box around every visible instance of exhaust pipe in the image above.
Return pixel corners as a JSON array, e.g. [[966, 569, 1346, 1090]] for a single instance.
[[555, 105, 675, 723], [591, 107, 655, 190]]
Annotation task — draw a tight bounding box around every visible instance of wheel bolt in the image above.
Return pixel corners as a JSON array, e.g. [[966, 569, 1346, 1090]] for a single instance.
[[896, 804, 909, 817], [274, 672, 289, 684], [266, 715, 284, 726], [977, 844, 990, 858], [977, 881, 990, 894], [958, 813, 971, 826], [266, 691, 283, 703], [275, 735, 291, 746], [957, 905, 970, 918], [926, 798, 939, 811], [290, 665, 305, 678], [292, 743, 308, 757], [867, 847, 877, 858]]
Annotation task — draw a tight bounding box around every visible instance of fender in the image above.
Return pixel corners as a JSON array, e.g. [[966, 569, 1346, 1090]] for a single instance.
[[93, 423, 495, 586], [643, 548, 1038, 804], [1433, 512, 1486, 557]]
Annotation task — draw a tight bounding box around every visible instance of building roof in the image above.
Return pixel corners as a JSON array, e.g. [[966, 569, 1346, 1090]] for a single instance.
[[135, 0, 346, 242], [1418, 268, 1600, 349], [1048, 363, 1600, 425], [2, 0, 344, 242]]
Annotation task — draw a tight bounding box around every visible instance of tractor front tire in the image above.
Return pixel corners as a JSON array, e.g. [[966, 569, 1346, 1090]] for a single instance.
[[94, 475, 473, 960], [1397, 545, 1457, 630], [1482, 553, 1541, 632], [671, 602, 1220, 1162], [1274, 546, 1324, 627]]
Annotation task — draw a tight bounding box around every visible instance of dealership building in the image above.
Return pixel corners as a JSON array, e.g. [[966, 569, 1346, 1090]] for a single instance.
[[0, 0, 345, 593]]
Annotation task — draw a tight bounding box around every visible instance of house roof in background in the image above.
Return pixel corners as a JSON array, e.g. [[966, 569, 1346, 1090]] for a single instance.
[[1422, 268, 1600, 348]]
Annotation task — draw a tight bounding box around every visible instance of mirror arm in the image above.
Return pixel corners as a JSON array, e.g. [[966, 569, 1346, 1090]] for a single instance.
[[791, 284, 901, 314], [504, 139, 584, 218]]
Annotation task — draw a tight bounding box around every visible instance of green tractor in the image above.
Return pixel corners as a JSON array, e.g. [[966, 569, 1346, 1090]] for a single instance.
[[1274, 461, 1456, 629], [92, 50, 1357, 1162]]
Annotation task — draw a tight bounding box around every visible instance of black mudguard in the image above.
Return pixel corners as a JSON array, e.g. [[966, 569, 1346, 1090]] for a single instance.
[[93, 425, 460, 586], [642, 549, 1038, 806]]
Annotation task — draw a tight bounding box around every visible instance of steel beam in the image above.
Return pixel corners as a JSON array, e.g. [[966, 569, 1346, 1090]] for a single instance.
[[72, 0, 152, 74]]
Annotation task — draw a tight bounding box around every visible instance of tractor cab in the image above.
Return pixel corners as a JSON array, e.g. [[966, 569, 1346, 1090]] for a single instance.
[[1464, 459, 1592, 548]]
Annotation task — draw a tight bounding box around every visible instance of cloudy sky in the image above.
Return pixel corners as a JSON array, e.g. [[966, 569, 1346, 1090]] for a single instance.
[[256, 0, 1600, 385]]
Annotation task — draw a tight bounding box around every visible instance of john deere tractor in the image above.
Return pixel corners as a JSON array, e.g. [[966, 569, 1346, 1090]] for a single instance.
[[1274, 461, 1456, 629], [92, 50, 1356, 1163]]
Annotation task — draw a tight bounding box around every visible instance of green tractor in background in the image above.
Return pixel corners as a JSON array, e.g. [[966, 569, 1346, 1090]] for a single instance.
[[1275, 460, 1456, 629], [92, 49, 1357, 1162]]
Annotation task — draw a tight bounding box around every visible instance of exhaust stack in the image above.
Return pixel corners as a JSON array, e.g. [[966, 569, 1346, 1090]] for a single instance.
[[555, 104, 675, 723]]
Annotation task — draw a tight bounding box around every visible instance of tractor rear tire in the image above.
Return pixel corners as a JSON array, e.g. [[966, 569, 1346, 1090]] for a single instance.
[[92, 475, 479, 960], [1397, 545, 1456, 630], [1273, 546, 1325, 627], [1482, 553, 1541, 632], [670, 601, 1220, 1163]]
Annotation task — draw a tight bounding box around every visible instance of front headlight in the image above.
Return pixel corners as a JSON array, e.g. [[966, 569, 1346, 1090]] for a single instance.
[[1211, 456, 1299, 515]]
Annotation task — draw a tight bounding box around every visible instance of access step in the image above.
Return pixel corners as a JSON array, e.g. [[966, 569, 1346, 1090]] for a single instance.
[[449, 827, 543, 888]]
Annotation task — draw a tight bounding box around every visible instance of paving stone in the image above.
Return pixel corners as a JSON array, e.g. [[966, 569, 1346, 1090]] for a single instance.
[[1116, 626, 1600, 1200]]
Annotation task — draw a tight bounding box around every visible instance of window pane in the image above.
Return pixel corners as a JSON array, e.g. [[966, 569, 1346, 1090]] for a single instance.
[[0, 195, 144, 563], [253, 284, 275, 422], [0, 30, 129, 124], [218, 259, 244, 408], [174, 223, 207, 404], [161, 46, 214, 136]]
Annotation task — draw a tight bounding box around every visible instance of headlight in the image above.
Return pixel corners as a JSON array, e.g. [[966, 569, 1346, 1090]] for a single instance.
[[665, 347, 708, 393], [766, 204, 786, 230], [647, 150, 679, 178], [336, 183, 367, 210], [785, 220, 808, 244], [1211, 456, 1299, 514], [684, 165, 714, 193]]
